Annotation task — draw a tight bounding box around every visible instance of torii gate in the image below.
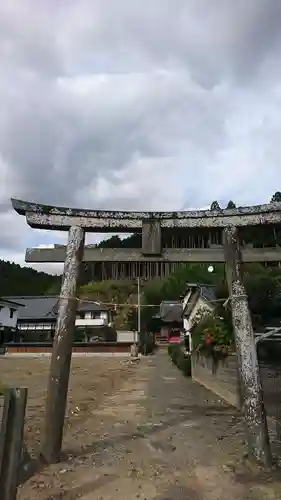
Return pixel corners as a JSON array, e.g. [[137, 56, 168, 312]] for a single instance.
[[15, 198, 281, 260], [12, 197, 281, 465]]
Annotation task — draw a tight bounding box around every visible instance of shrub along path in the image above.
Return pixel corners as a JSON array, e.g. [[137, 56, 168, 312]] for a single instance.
[[168, 342, 192, 376], [19, 351, 281, 499]]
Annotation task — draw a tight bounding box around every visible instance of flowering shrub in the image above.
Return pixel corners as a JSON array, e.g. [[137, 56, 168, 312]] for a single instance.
[[204, 332, 213, 345], [191, 310, 234, 359]]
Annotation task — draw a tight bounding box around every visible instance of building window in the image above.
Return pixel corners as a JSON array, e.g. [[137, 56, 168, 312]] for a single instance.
[[10, 308, 16, 318], [92, 312, 103, 319]]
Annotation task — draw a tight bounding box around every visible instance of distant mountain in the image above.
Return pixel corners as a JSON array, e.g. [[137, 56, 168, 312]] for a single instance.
[[0, 260, 60, 296], [97, 233, 141, 248]]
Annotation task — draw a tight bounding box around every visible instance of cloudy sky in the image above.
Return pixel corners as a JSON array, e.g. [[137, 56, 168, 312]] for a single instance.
[[1, 0, 281, 274]]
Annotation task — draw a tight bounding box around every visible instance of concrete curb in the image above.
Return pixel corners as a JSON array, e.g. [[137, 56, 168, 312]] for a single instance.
[[2, 352, 132, 358]]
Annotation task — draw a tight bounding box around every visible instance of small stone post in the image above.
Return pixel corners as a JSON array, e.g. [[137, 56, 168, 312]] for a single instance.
[[223, 226, 271, 466], [41, 225, 85, 464], [0, 388, 28, 500]]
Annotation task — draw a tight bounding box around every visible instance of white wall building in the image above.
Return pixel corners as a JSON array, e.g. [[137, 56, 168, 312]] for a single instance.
[[0, 298, 24, 330], [3, 296, 113, 342], [182, 284, 216, 352], [116, 330, 139, 343], [75, 303, 113, 342], [75, 307, 111, 327]]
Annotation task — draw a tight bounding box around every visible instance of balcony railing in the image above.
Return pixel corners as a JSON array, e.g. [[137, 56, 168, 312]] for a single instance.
[[75, 318, 108, 327]]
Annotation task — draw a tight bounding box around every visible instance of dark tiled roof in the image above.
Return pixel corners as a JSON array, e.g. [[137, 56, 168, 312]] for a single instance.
[[159, 301, 182, 323], [4, 296, 59, 320], [185, 283, 217, 302], [0, 297, 25, 307], [183, 284, 217, 318], [77, 301, 109, 312], [4, 296, 109, 320], [199, 285, 217, 302]]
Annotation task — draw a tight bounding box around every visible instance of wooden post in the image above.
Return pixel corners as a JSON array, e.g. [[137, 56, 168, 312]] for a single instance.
[[142, 220, 161, 255], [223, 235, 244, 411], [41, 225, 85, 464], [223, 226, 271, 465], [0, 388, 28, 500]]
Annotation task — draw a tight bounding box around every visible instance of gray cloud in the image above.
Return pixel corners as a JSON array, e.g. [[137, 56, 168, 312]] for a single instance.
[[58, 0, 281, 83], [1, 0, 281, 269]]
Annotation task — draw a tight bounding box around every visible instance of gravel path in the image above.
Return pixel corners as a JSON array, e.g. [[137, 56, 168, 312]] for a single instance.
[[18, 351, 281, 499]]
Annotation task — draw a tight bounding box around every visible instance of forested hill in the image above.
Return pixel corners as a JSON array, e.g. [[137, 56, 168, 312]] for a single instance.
[[0, 260, 60, 296]]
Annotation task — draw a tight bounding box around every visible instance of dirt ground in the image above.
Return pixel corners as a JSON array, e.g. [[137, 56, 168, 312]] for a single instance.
[[0, 355, 133, 457], [1, 352, 281, 499]]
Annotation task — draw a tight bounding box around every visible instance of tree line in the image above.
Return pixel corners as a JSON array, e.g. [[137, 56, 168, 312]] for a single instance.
[[0, 260, 60, 297], [130, 262, 281, 334], [211, 191, 281, 210]]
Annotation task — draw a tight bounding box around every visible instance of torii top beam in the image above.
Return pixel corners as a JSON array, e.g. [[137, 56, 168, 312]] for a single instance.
[[11, 198, 281, 232]]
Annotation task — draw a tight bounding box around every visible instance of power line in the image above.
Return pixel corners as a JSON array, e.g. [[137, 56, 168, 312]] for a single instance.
[[62, 296, 229, 308]]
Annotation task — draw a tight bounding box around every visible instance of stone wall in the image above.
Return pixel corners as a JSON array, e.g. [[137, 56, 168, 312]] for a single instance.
[[191, 351, 281, 457], [191, 352, 239, 407]]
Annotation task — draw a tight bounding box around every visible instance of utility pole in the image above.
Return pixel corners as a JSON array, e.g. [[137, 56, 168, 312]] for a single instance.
[[223, 226, 271, 466]]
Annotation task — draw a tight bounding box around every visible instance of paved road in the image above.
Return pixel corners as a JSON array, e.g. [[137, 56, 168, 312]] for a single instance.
[[19, 351, 281, 499]]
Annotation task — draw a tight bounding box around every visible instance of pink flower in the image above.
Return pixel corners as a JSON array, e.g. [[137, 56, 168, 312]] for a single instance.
[[204, 333, 213, 345]]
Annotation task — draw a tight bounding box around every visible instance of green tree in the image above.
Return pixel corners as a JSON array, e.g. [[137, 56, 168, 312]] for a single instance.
[[217, 263, 281, 329], [137, 264, 226, 332], [226, 200, 236, 209], [245, 273, 281, 328], [271, 192, 281, 202], [97, 235, 122, 248], [45, 280, 62, 295], [0, 260, 60, 296], [210, 201, 221, 210]]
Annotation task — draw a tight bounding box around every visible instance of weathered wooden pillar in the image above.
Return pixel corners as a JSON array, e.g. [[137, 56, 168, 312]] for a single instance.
[[142, 219, 161, 255], [223, 226, 271, 465], [223, 234, 244, 411], [41, 225, 85, 464]]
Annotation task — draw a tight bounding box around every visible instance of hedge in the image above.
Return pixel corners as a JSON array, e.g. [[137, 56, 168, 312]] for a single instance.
[[168, 343, 191, 377], [139, 332, 156, 355]]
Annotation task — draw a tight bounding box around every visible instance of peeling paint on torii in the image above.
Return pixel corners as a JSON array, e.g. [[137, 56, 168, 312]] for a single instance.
[[10, 197, 281, 230], [10, 197, 281, 219], [223, 226, 271, 466]]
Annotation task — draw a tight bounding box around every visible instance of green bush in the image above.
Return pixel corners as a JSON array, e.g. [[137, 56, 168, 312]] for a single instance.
[[168, 343, 178, 362], [139, 332, 156, 355], [168, 343, 191, 376], [177, 352, 192, 376]]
